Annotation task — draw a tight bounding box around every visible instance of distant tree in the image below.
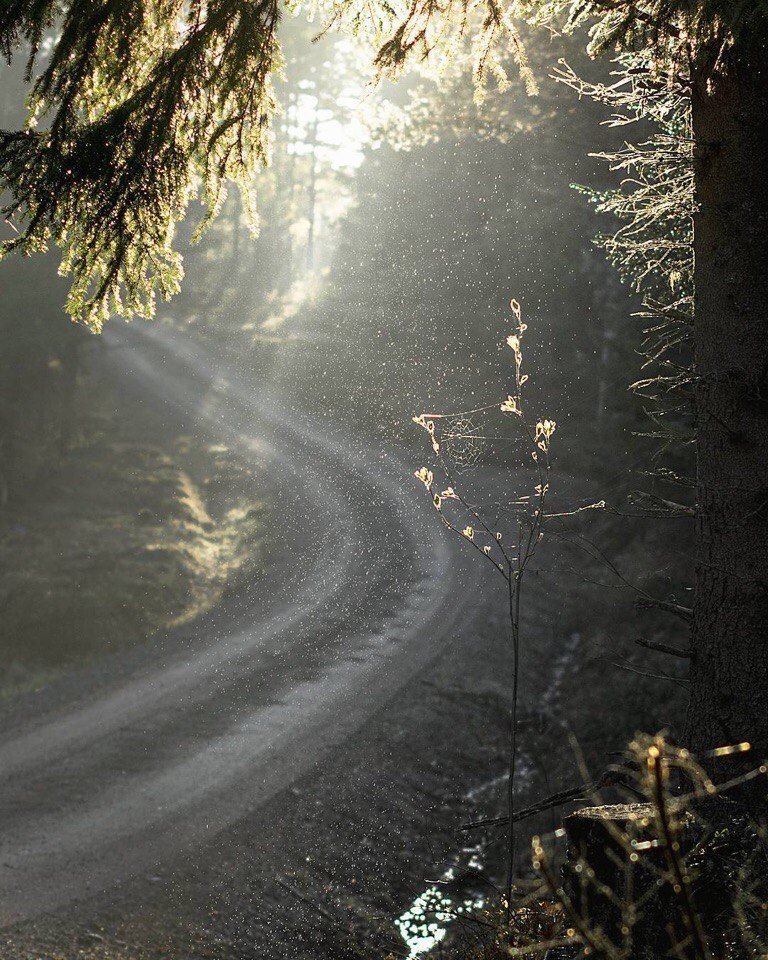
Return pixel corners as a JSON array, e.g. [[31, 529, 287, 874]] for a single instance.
[[299, 40, 634, 459], [1, 1, 767, 775], [0, 54, 86, 507], [559, 54, 694, 461], [561, 3, 768, 772], [171, 15, 369, 358]]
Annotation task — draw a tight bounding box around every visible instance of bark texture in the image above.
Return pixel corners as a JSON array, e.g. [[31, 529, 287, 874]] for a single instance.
[[687, 34, 768, 767]]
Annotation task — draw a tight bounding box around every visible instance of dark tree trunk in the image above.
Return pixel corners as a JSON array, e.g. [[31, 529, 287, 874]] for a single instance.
[[687, 37, 768, 767]]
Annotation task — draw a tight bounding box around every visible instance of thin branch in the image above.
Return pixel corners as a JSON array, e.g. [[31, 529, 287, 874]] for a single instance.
[[634, 595, 693, 624], [595, 655, 689, 686], [635, 637, 691, 659], [461, 769, 622, 833], [630, 491, 695, 518]]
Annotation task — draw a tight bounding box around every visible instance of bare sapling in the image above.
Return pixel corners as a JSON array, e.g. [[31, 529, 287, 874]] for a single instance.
[[413, 297, 563, 909]]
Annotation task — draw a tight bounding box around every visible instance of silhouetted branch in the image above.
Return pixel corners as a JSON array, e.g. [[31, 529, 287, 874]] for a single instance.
[[630, 490, 694, 518], [635, 636, 691, 659], [634, 595, 693, 623], [461, 770, 624, 833]]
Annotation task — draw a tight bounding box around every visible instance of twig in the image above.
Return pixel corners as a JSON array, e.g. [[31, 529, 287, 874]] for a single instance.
[[635, 595, 693, 623], [635, 637, 691, 659], [649, 746, 711, 960], [629, 491, 694, 517], [595, 655, 689, 686], [274, 877, 338, 924], [461, 770, 621, 832]]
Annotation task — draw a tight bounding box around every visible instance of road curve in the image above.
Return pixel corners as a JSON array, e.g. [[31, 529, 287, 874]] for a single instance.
[[0, 325, 484, 925]]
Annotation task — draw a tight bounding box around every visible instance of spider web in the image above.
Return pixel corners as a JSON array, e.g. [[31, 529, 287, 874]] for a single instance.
[[439, 414, 484, 468]]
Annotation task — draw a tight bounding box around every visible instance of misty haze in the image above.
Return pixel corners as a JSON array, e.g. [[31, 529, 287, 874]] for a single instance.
[[0, 3, 766, 959]]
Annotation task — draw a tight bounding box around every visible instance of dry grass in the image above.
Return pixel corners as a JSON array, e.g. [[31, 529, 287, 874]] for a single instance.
[[425, 735, 768, 960]]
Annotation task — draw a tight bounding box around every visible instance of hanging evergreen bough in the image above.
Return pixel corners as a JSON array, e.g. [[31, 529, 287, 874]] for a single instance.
[[0, 0, 280, 328], [558, 54, 695, 466], [0, 1, 765, 327]]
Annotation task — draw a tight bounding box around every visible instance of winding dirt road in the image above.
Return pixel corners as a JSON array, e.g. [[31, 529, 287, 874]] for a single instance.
[[0, 325, 485, 925]]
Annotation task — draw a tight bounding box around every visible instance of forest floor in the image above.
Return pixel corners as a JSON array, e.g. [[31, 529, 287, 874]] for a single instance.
[[0, 330, 691, 960], [0, 363, 266, 699], [0, 507, 688, 960]]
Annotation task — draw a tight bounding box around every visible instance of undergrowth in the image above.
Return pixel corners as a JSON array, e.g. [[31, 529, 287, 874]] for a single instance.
[[0, 391, 264, 696], [400, 735, 768, 960]]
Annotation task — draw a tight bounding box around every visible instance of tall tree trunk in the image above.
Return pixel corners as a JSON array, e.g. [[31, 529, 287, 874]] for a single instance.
[[687, 38, 768, 769], [305, 93, 319, 273]]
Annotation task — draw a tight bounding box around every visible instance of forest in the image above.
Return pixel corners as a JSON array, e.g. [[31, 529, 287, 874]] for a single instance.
[[0, 1, 765, 958]]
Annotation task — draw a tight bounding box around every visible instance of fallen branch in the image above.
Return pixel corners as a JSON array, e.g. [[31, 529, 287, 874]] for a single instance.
[[460, 770, 623, 833]]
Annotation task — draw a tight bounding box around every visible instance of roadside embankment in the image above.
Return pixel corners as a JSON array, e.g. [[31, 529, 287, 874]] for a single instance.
[[0, 349, 266, 698]]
